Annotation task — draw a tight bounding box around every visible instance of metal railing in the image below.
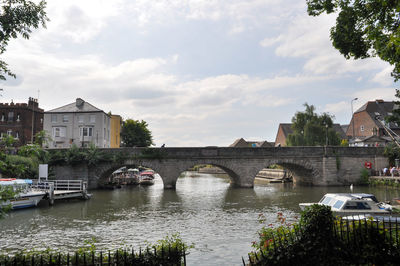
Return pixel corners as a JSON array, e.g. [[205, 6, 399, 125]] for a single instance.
[[32, 180, 87, 191]]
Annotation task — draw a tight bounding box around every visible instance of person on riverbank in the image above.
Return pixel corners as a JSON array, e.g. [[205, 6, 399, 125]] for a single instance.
[[390, 166, 396, 177], [383, 167, 388, 176]]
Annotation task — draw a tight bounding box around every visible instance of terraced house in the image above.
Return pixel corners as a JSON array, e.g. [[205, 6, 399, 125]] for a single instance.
[[44, 98, 111, 148]]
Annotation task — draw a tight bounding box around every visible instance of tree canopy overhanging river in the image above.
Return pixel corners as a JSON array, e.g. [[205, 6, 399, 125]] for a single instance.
[[1, 172, 400, 265]]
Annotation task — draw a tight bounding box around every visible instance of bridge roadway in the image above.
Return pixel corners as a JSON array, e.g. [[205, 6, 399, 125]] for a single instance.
[[50, 146, 387, 189]]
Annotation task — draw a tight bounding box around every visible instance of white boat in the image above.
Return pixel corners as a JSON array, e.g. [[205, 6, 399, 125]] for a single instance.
[[0, 179, 46, 209], [299, 193, 392, 216], [139, 171, 155, 186]]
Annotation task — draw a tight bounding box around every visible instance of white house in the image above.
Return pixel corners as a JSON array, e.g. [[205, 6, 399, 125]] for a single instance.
[[44, 98, 111, 148]]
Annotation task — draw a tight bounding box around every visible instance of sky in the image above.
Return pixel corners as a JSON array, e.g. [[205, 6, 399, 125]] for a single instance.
[[0, 0, 397, 147]]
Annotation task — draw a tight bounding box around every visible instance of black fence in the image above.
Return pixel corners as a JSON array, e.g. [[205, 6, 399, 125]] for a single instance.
[[245, 215, 400, 265], [0, 245, 186, 266]]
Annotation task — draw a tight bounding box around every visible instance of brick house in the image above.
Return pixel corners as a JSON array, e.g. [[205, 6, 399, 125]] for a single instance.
[[274, 123, 346, 147], [0, 97, 44, 146], [346, 100, 400, 140]]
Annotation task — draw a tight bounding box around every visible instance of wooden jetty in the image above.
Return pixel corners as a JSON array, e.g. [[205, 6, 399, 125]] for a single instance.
[[31, 179, 91, 205]]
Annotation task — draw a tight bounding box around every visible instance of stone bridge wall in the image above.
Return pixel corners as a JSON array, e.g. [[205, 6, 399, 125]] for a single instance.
[[48, 146, 387, 189]]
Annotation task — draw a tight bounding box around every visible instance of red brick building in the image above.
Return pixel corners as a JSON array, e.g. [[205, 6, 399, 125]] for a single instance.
[[0, 98, 44, 146], [346, 100, 400, 139]]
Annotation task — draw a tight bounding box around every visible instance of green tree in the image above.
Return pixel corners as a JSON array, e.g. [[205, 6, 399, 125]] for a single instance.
[[306, 0, 400, 81], [0, 0, 48, 80], [34, 130, 51, 147], [121, 119, 154, 147], [286, 103, 341, 146]]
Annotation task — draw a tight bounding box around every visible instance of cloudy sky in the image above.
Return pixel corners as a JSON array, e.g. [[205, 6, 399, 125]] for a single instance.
[[0, 0, 397, 146]]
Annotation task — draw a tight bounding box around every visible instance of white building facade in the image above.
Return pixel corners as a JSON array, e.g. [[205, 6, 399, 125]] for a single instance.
[[44, 98, 111, 148]]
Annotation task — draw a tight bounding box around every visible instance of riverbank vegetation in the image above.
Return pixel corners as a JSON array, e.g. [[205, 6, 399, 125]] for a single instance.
[[249, 205, 400, 265], [0, 234, 191, 266]]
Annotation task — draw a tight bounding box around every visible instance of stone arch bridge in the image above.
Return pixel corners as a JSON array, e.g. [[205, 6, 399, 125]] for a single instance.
[[50, 147, 387, 189]]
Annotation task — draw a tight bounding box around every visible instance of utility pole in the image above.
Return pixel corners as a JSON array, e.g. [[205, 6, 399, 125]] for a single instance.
[[351, 97, 358, 140]]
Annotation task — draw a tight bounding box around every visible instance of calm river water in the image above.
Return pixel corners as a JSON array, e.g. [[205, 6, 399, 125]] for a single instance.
[[1, 172, 400, 265]]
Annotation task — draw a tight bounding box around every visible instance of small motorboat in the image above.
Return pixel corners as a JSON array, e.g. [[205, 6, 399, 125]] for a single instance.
[[0, 179, 46, 209], [139, 171, 155, 186], [299, 193, 392, 216]]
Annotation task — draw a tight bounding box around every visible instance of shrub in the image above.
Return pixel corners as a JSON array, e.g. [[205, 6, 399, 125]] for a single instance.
[[249, 205, 400, 265]]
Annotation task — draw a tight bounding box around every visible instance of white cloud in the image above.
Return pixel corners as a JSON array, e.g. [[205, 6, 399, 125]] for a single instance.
[[372, 66, 394, 86]]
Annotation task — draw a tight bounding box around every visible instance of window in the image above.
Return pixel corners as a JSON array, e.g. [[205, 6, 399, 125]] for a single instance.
[[63, 115, 69, 123], [0, 132, 3, 138], [80, 127, 93, 137], [7, 129, 12, 136], [78, 115, 84, 123], [104, 128, 106, 139], [90, 115, 96, 123], [16, 114, 20, 122], [15, 132, 19, 139], [360, 125, 365, 132], [51, 114, 57, 123], [8, 112, 14, 122], [52, 127, 66, 138], [332, 200, 344, 209], [0, 114, 4, 122]]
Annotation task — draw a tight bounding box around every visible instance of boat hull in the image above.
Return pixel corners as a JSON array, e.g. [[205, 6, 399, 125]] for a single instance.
[[2, 191, 46, 209], [139, 179, 155, 186]]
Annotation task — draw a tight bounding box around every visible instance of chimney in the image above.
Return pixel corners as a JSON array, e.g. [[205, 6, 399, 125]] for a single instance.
[[76, 98, 85, 108]]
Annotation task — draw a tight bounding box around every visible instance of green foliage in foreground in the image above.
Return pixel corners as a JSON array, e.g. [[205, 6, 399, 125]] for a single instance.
[[250, 205, 400, 265], [0, 234, 191, 266], [0, 186, 16, 219]]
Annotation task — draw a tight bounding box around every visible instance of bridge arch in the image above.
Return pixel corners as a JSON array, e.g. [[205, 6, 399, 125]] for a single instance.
[[260, 159, 321, 185]]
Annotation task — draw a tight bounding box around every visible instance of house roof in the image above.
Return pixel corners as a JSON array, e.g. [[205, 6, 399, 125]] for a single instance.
[[278, 123, 293, 137], [229, 138, 273, 147], [353, 135, 392, 143], [46, 98, 104, 113], [354, 100, 399, 129]]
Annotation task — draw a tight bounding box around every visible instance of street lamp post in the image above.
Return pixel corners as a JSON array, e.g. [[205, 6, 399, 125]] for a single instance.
[[351, 97, 358, 140], [325, 124, 328, 146]]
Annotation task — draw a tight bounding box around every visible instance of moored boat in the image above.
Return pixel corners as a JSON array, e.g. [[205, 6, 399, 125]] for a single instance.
[[299, 193, 392, 216], [139, 171, 155, 186], [0, 179, 46, 209]]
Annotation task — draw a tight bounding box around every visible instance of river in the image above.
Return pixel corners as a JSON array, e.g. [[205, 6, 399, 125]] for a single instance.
[[1, 172, 400, 265]]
